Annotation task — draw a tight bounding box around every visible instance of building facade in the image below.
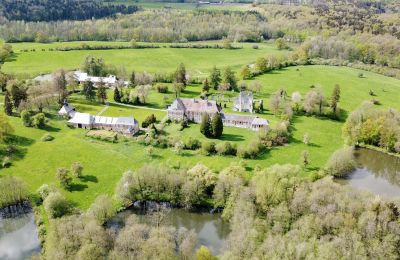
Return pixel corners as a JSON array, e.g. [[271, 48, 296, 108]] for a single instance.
[[233, 91, 254, 113], [68, 112, 139, 135], [168, 98, 268, 131]]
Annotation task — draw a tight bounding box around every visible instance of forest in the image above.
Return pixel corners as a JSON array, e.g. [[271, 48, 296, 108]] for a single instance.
[[0, 0, 140, 22]]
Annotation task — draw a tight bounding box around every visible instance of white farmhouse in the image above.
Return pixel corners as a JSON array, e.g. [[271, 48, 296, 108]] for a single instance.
[[233, 91, 254, 113], [67, 112, 139, 135], [73, 71, 128, 87]]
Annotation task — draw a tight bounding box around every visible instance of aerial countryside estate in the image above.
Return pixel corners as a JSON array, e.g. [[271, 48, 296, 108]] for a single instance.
[[0, 0, 399, 259]]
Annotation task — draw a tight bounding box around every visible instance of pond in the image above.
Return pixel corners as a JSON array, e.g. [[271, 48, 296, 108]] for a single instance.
[[0, 212, 41, 260], [108, 207, 230, 255], [337, 148, 400, 199]]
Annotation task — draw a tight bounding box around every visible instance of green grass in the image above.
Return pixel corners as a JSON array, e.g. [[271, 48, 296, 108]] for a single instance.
[[105, 0, 252, 11], [3, 41, 288, 78], [247, 65, 400, 112], [1, 65, 399, 210]]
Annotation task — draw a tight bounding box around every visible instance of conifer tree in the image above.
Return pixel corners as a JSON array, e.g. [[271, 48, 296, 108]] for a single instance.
[[202, 78, 210, 92], [4, 91, 12, 116], [211, 113, 223, 138], [114, 87, 121, 103], [200, 113, 211, 138], [331, 84, 341, 114]]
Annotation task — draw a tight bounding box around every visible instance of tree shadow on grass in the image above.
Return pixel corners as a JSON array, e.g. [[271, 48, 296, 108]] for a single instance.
[[42, 124, 61, 132], [80, 175, 98, 183], [68, 183, 88, 192], [7, 135, 35, 147], [221, 134, 245, 142]]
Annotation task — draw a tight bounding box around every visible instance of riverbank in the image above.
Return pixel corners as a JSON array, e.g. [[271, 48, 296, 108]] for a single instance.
[[357, 144, 400, 159]]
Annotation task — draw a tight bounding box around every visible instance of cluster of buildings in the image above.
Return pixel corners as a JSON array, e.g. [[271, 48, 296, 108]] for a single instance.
[[58, 102, 139, 135], [73, 71, 128, 87], [167, 96, 268, 131], [59, 88, 268, 134]]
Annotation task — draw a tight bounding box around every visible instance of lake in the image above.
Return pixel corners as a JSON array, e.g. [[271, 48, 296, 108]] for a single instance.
[[337, 148, 400, 199], [0, 212, 41, 260], [108, 207, 230, 255]]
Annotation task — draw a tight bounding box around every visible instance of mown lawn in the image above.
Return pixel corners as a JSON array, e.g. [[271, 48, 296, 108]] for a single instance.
[[4, 41, 288, 78]]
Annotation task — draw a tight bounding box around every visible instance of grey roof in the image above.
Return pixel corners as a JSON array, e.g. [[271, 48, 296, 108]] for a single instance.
[[115, 117, 138, 126], [68, 112, 93, 125], [168, 98, 221, 113], [222, 113, 269, 126], [58, 103, 75, 115]]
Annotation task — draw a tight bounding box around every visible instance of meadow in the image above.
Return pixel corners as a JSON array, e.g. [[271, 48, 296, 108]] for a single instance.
[[2, 63, 399, 209], [3, 41, 288, 78]]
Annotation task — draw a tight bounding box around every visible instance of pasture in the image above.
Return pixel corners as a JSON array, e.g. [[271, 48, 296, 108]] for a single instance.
[[3, 41, 288, 78]]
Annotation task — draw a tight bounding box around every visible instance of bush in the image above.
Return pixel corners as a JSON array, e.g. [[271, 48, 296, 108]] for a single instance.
[[237, 139, 264, 159], [156, 84, 168, 93], [215, 142, 236, 156], [87, 195, 116, 225], [71, 162, 83, 178], [41, 133, 54, 142], [325, 147, 356, 177], [44, 192, 71, 218], [31, 113, 46, 128], [184, 137, 201, 150], [201, 141, 216, 156], [2, 156, 11, 168], [37, 184, 57, 201], [56, 168, 72, 189], [142, 114, 157, 128], [21, 110, 33, 127]]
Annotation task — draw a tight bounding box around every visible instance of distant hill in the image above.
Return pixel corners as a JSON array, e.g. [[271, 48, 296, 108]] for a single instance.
[[0, 0, 140, 22]]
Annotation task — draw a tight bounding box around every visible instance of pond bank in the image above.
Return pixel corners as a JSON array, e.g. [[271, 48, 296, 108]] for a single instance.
[[336, 148, 400, 199], [109, 202, 229, 255]]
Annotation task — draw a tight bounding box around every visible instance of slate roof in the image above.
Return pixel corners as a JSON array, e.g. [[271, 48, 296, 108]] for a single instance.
[[222, 113, 269, 126], [168, 98, 221, 113], [58, 103, 75, 116], [68, 112, 93, 125]]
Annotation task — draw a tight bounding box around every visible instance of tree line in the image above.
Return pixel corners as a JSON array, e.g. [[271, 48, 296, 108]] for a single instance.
[[0, 0, 140, 22], [0, 9, 279, 43]]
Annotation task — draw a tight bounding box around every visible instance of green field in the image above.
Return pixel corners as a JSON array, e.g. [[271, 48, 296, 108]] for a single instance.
[[2, 64, 399, 209], [105, 0, 252, 11], [4, 41, 288, 78]]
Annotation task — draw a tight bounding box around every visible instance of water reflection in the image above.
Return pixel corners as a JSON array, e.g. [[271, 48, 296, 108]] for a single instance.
[[0, 213, 41, 260], [109, 208, 229, 255], [338, 148, 400, 198]]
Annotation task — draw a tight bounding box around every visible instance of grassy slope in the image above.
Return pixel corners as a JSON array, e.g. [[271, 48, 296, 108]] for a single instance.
[[2, 65, 399, 209], [4, 41, 287, 78]]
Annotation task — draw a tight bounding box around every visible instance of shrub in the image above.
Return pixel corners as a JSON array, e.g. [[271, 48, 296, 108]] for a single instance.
[[215, 142, 236, 156], [237, 139, 264, 159], [21, 110, 33, 127], [44, 192, 71, 218], [184, 137, 201, 150], [156, 84, 168, 93], [87, 195, 116, 225], [201, 141, 216, 156], [71, 162, 83, 178], [142, 114, 157, 128], [31, 113, 46, 128], [2, 156, 11, 168], [325, 147, 356, 177], [37, 184, 57, 201], [41, 133, 54, 142], [56, 167, 72, 189]]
